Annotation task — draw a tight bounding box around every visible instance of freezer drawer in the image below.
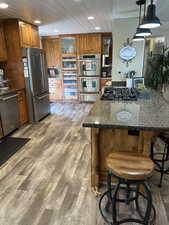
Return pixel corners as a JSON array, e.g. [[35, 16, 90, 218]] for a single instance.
[[0, 94, 20, 136], [33, 93, 50, 122]]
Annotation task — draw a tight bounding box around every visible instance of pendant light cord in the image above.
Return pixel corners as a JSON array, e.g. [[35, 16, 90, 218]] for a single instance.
[[143, 0, 146, 19], [139, 3, 142, 25]]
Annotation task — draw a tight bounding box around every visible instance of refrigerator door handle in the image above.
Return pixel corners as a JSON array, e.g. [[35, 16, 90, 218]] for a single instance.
[[40, 53, 47, 90], [37, 93, 49, 100], [0, 94, 18, 101]]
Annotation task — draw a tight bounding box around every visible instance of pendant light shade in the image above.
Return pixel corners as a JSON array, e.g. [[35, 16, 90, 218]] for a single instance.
[[132, 35, 145, 42], [135, 27, 152, 37], [140, 0, 161, 29], [134, 0, 152, 38]]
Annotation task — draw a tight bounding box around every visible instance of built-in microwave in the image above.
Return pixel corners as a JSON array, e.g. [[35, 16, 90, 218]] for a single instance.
[[79, 54, 101, 76]]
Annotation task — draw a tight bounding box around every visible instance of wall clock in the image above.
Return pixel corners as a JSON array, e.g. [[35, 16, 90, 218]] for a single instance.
[[119, 38, 137, 67]]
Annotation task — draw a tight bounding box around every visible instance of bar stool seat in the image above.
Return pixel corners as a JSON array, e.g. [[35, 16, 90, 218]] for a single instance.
[[106, 152, 154, 181]]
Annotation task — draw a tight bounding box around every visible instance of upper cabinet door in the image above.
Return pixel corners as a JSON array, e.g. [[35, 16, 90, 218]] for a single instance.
[[19, 22, 31, 47], [31, 26, 40, 48], [19, 22, 40, 48], [60, 37, 76, 57], [42, 39, 61, 68], [0, 24, 7, 61], [77, 34, 101, 54]]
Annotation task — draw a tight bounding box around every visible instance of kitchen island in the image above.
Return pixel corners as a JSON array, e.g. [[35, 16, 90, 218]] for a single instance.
[[83, 90, 169, 193]]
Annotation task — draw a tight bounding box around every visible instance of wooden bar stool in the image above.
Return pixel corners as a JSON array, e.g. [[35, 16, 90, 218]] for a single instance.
[[99, 152, 156, 225]]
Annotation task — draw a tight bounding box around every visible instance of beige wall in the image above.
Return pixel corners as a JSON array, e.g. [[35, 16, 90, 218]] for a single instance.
[[112, 18, 145, 81]]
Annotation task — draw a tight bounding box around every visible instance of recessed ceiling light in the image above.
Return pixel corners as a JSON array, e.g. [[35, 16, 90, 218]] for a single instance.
[[95, 26, 101, 30], [34, 20, 41, 24], [54, 29, 59, 33], [88, 16, 95, 20], [73, 0, 82, 2], [0, 3, 8, 9]]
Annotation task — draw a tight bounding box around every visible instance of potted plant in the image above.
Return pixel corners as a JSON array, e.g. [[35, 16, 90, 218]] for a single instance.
[[145, 47, 169, 92]]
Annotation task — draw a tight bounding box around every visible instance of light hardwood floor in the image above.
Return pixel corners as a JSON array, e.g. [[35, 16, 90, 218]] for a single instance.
[[0, 102, 168, 225]]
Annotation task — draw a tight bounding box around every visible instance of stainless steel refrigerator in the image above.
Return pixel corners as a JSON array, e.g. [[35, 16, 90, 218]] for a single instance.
[[22, 48, 50, 123]]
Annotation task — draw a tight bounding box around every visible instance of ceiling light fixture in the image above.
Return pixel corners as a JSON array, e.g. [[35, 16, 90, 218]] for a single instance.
[[140, 0, 161, 29], [0, 3, 8, 8], [95, 26, 101, 30], [34, 20, 41, 24], [88, 16, 95, 20], [135, 0, 152, 37]]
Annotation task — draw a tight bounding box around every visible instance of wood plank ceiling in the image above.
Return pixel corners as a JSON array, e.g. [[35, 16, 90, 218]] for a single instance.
[[0, 0, 168, 36]]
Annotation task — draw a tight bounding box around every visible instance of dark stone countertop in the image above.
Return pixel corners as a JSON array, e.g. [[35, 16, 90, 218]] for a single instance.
[[83, 90, 169, 131]]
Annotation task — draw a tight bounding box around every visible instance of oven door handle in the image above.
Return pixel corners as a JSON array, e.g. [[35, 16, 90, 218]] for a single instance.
[[1, 94, 18, 101]]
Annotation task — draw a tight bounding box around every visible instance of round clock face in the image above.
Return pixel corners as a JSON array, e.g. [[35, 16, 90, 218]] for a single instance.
[[119, 46, 137, 61]]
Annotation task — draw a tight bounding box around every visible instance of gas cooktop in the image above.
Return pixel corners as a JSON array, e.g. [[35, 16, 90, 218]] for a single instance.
[[101, 87, 138, 101]]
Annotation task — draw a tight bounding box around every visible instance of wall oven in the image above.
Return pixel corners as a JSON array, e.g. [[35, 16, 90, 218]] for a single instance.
[[79, 77, 100, 92], [79, 54, 100, 76]]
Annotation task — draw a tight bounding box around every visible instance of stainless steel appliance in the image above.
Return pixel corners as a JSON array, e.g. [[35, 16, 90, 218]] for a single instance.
[[102, 54, 110, 68], [22, 48, 50, 123], [79, 54, 100, 76], [0, 93, 20, 136], [79, 77, 100, 92], [101, 87, 138, 101], [0, 69, 10, 91]]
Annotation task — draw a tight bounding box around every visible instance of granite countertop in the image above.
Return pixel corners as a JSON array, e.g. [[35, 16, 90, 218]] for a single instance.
[[0, 88, 24, 97], [83, 90, 169, 131]]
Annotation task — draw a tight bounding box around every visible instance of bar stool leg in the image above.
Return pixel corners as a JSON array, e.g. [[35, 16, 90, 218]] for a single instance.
[[112, 179, 121, 224], [135, 184, 144, 219], [105, 171, 112, 212], [159, 154, 165, 187], [142, 182, 153, 225]]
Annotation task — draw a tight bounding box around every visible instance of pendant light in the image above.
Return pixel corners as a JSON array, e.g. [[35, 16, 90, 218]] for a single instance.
[[132, 35, 145, 42], [140, 0, 161, 29], [135, 0, 152, 37]]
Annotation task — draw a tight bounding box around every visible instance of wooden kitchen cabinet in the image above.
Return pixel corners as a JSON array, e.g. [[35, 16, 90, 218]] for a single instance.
[[17, 90, 29, 125], [31, 26, 40, 48], [49, 78, 63, 101], [19, 21, 40, 48], [42, 39, 61, 68], [19, 22, 31, 47], [0, 23, 7, 61], [77, 34, 101, 54]]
